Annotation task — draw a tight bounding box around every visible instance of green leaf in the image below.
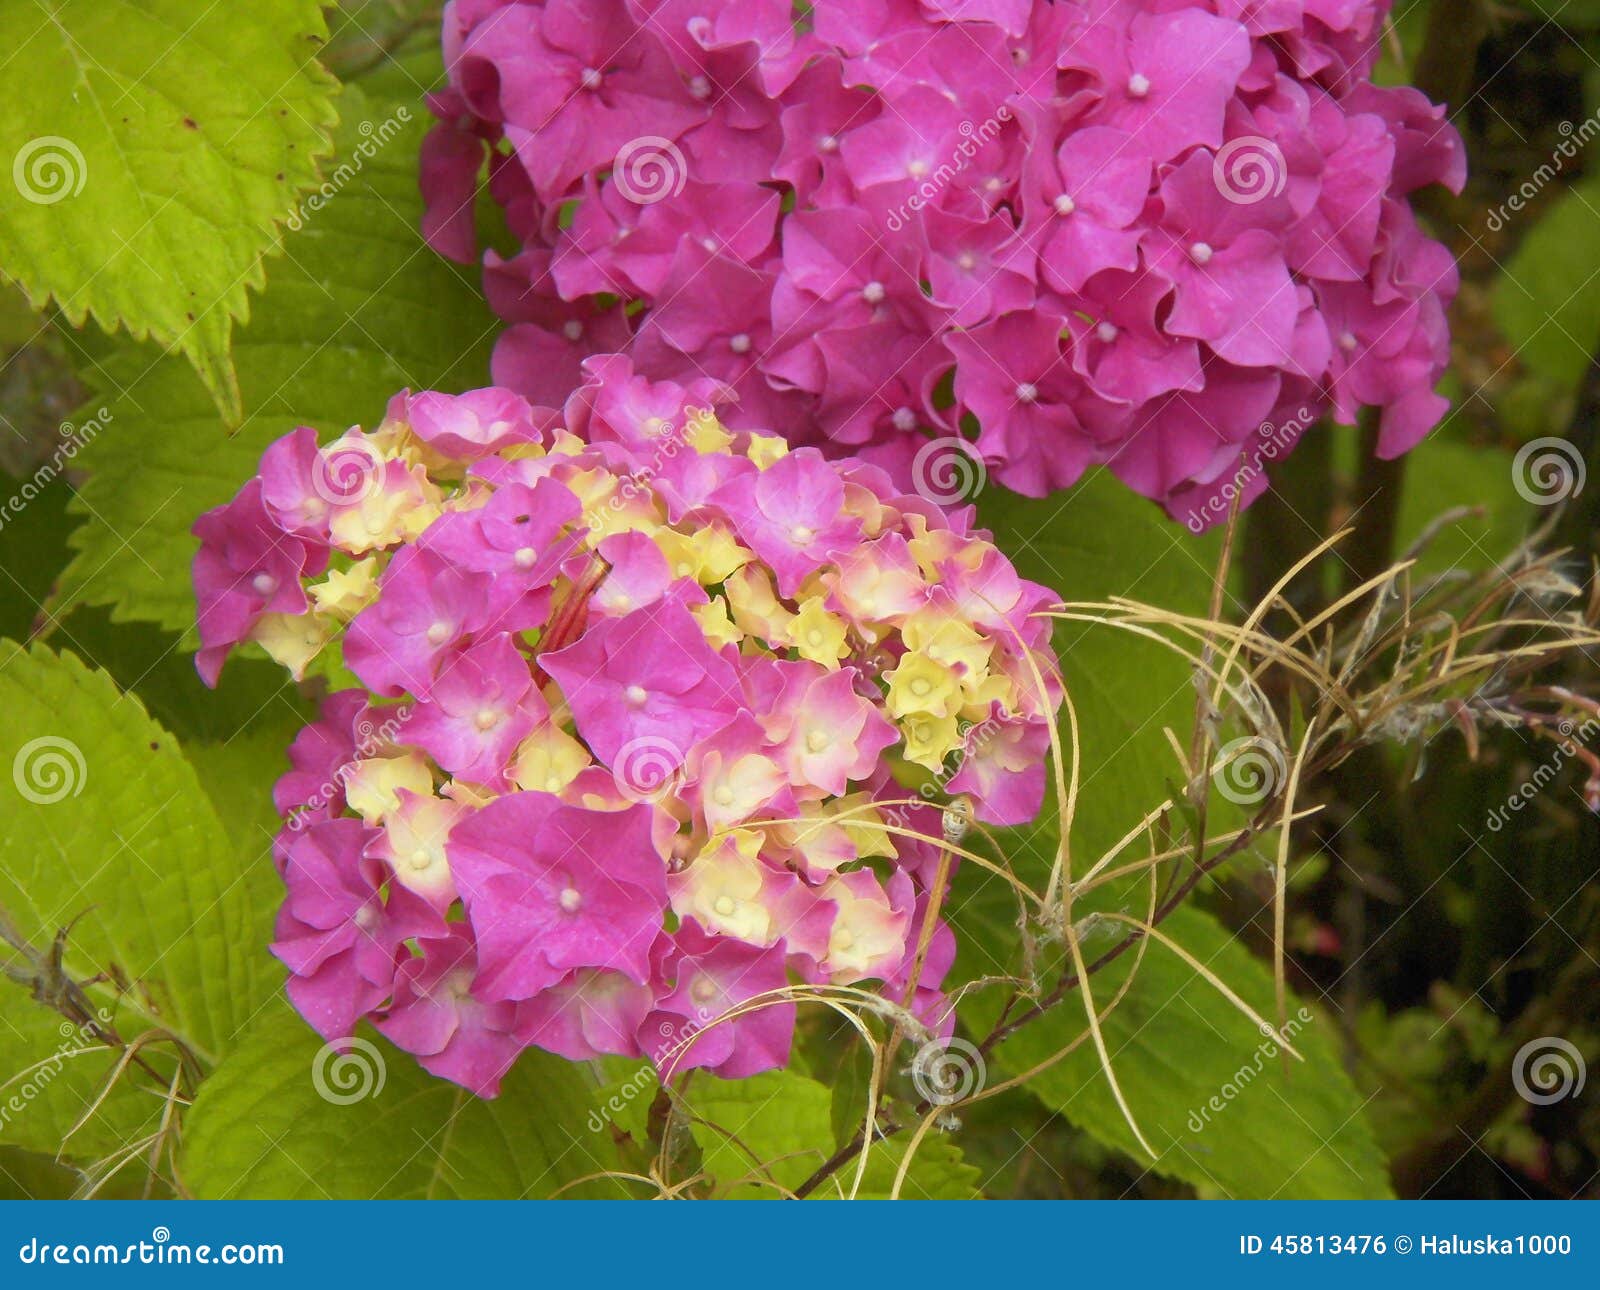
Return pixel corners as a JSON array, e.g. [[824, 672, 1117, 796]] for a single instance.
[[0, 1145, 81, 1199], [1491, 177, 1600, 391], [979, 471, 1222, 866], [0, 642, 280, 1063], [953, 472, 1225, 989], [987, 905, 1393, 1199], [181, 1003, 631, 1199], [684, 1069, 981, 1199], [685, 1069, 834, 1197], [0, 996, 167, 1164], [52, 85, 498, 639], [0, 0, 339, 420]]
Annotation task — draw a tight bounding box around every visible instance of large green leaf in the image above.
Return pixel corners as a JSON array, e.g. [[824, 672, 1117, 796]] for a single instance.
[[0, 0, 339, 420], [0, 641, 283, 1169], [52, 84, 499, 639], [949, 473, 1224, 992], [978, 471, 1223, 867], [987, 905, 1392, 1199], [684, 1069, 981, 1199], [181, 1003, 630, 1199], [0, 642, 279, 1062], [1491, 177, 1600, 391]]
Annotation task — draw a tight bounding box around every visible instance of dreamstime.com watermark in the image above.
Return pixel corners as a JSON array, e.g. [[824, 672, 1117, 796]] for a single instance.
[[285, 706, 412, 830], [1511, 1036, 1587, 1105], [12, 135, 86, 205], [1185, 1006, 1315, 1133], [1183, 404, 1316, 533], [587, 1016, 709, 1132], [884, 106, 1013, 232], [285, 109, 411, 230], [1486, 712, 1599, 830], [17, 1228, 283, 1268], [1486, 110, 1600, 233], [0, 407, 113, 537], [0, 1010, 112, 1131]]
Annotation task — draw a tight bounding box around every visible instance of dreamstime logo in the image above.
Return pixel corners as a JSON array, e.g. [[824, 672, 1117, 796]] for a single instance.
[[1186, 1006, 1315, 1132], [1183, 404, 1316, 533], [884, 105, 1013, 231], [911, 1037, 985, 1106], [286, 109, 411, 230], [612, 736, 685, 803], [0, 406, 114, 537], [1511, 1036, 1586, 1106], [1512, 437, 1586, 506], [1212, 136, 1286, 206], [13, 136, 86, 204], [285, 705, 410, 831], [612, 136, 687, 204], [1486, 713, 1600, 830], [1486, 111, 1600, 233], [1211, 736, 1286, 806], [0, 1010, 112, 1129], [912, 436, 986, 505], [311, 1037, 386, 1104], [12, 736, 86, 805], [313, 438, 386, 507]]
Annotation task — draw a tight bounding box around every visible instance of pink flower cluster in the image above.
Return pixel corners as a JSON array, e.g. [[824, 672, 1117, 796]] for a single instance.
[[192, 358, 1062, 1095], [420, 0, 1464, 525]]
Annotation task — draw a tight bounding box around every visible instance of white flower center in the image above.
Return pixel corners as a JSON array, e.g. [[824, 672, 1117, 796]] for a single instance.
[[1189, 241, 1215, 266], [559, 886, 583, 913], [1015, 382, 1038, 403], [1127, 72, 1151, 98]]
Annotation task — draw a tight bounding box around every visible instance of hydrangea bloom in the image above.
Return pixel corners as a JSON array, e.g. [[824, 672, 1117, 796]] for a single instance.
[[420, 0, 1463, 527], [193, 359, 1062, 1096]]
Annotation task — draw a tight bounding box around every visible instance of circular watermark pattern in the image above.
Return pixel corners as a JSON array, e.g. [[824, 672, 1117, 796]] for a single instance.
[[13, 136, 86, 205], [1512, 437, 1586, 506], [311, 1036, 387, 1105], [151, 1226, 171, 1244], [911, 436, 987, 506], [12, 735, 86, 805], [313, 439, 386, 507], [1511, 1036, 1586, 1105], [1211, 735, 1286, 806], [1212, 136, 1287, 206], [911, 1036, 986, 1106], [612, 136, 688, 205], [612, 735, 686, 803]]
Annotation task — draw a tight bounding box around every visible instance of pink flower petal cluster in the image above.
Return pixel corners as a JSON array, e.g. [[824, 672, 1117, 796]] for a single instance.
[[192, 358, 1062, 1096], [420, 0, 1463, 527]]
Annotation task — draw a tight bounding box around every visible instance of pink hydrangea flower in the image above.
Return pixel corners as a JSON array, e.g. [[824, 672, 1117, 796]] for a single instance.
[[194, 360, 1064, 1096], [421, 0, 1462, 527]]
